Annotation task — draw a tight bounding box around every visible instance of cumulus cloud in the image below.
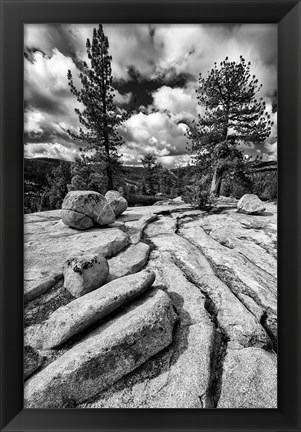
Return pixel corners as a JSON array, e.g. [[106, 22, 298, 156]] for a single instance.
[[24, 48, 82, 121], [152, 85, 197, 119], [24, 23, 277, 166], [118, 111, 190, 165], [24, 143, 78, 161], [263, 141, 277, 161], [25, 23, 277, 92], [114, 90, 132, 105], [152, 24, 277, 97], [157, 154, 192, 168]]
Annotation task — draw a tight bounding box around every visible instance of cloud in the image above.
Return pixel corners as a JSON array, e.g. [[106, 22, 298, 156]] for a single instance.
[[263, 141, 277, 161], [151, 24, 277, 96], [157, 154, 192, 168], [152, 85, 198, 120], [45, 24, 160, 82], [118, 111, 190, 165], [24, 143, 78, 161], [25, 23, 277, 93], [24, 24, 277, 166], [24, 48, 81, 117], [114, 90, 133, 105], [24, 109, 45, 135]]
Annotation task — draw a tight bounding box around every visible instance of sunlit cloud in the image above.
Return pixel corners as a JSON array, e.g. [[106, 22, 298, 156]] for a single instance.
[[24, 23, 277, 166]]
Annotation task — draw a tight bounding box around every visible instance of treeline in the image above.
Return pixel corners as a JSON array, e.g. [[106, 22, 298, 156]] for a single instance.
[[24, 156, 277, 214], [24, 155, 190, 213]]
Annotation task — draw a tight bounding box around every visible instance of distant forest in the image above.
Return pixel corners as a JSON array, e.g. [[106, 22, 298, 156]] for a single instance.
[[24, 157, 277, 214]]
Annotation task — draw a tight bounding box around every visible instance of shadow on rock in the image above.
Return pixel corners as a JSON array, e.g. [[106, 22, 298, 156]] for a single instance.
[[24, 279, 74, 328]]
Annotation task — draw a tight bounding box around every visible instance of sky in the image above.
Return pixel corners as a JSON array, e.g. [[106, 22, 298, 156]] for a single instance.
[[24, 24, 277, 168]]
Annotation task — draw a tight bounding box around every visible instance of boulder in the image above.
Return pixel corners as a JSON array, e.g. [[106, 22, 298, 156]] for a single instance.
[[218, 347, 277, 408], [63, 253, 109, 298], [62, 191, 115, 228], [60, 209, 93, 230], [237, 194, 266, 215], [105, 190, 128, 217], [24, 219, 129, 302], [108, 243, 150, 281], [82, 251, 214, 409], [27, 270, 156, 350], [24, 288, 178, 408], [24, 345, 43, 380], [172, 196, 185, 204]]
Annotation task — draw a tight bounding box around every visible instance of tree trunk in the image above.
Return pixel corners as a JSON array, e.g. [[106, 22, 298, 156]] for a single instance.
[[106, 163, 113, 191], [105, 144, 113, 191], [210, 167, 223, 197], [103, 126, 113, 190], [102, 73, 114, 191]]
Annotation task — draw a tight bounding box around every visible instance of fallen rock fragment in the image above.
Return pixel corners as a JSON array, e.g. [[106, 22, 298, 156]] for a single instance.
[[218, 347, 277, 408], [27, 270, 156, 349], [62, 191, 115, 228], [82, 251, 215, 408], [172, 196, 185, 204], [105, 190, 128, 217], [24, 345, 43, 379], [24, 288, 178, 408], [108, 243, 150, 281], [24, 274, 59, 304], [63, 253, 109, 298], [237, 194, 266, 215]]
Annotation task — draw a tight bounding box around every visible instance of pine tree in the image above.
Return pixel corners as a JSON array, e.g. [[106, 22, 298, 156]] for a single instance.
[[141, 154, 158, 195], [68, 154, 106, 194], [156, 165, 177, 196], [46, 161, 71, 209], [67, 24, 125, 190], [187, 56, 273, 196]]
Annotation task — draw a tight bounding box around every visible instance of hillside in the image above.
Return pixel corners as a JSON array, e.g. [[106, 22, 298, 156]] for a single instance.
[[24, 157, 277, 214]]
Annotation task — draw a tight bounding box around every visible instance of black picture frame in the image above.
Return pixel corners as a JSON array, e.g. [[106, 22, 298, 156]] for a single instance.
[[0, 0, 300, 431]]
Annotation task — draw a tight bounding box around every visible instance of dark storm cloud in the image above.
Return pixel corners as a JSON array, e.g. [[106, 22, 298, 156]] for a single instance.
[[24, 120, 68, 144], [26, 87, 67, 116], [25, 24, 77, 60]]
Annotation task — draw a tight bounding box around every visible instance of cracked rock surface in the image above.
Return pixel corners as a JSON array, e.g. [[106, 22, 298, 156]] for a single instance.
[[24, 202, 277, 408]]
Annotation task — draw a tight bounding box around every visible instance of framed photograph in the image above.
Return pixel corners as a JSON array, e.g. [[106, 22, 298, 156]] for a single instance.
[[1, 0, 300, 431]]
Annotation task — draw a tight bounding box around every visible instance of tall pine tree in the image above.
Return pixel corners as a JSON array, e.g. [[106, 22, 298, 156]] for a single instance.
[[187, 56, 273, 196], [141, 154, 158, 195], [67, 24, 125, 190]]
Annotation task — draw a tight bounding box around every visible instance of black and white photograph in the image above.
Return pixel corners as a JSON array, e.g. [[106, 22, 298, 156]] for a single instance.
[[24, 23, 278, 409]]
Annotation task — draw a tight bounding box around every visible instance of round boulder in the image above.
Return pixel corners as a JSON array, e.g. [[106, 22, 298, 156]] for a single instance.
[[62, 191, 115, 229], [61, 209, 94, 230], [63, 253, 109, 298], [105, 190, 128, 217], [237, 194, 266, 215]]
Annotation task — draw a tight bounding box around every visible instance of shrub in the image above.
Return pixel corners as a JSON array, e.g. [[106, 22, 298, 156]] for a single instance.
[[182, 175, 212, 209], [127, 194, 160, 207], [252, 171, 277, 201]]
